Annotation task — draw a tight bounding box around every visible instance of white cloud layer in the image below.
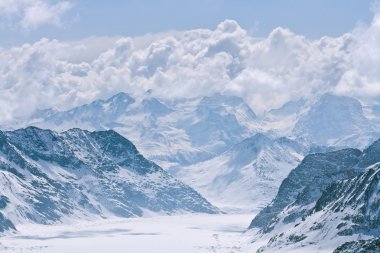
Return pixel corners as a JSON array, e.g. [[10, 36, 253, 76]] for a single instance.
[[1, 10, 380, 123], [0, 0, 72, 30]]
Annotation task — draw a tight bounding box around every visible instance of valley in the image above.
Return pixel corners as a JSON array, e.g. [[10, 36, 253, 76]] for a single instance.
[[2, 91, 380, 252], [0, 213, 256, 253], [2, 3, 380, 252]]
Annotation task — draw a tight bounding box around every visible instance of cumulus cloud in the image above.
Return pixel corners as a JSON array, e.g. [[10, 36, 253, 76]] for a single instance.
[[1, 10, 380, 123], [334, 10, 380, 101], [0, 0, 73, 30]]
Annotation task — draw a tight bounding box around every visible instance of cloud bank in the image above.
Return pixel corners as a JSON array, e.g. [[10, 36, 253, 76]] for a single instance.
[[0, 0, 72, 30], [0, 10, 380, 123]]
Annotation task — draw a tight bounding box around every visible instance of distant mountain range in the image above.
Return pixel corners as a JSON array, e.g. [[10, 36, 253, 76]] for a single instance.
[[20, 92, 380, 213], [27, 92, 259, 169], [3, 91, 380, 251], [0, 127, 217, 233], [293, 94, 377, 148], [25, 92, 380, 170]]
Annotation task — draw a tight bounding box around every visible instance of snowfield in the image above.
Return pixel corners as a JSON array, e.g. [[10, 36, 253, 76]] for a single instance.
[[0, 214, 257, 253]]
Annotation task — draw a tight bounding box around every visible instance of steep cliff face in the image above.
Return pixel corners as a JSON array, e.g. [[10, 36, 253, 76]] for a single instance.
[[250, 148, 363, 232], [249, 137, 380, 252], [0, 127, 217, 233], [334, 237, 380, 253], [314, 166, 380, 236]]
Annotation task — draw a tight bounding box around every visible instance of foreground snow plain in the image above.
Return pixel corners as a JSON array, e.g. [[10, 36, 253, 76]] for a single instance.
[[0, 213, 261, 253]]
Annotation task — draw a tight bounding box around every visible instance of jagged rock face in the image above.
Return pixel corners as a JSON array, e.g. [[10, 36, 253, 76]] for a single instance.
[[358, 139, 380, 168], [314, 166, 380, 236], [334, 237, 380, 253], [253, 167, 380, 252], [249, 148, 362, 232], [0, 212, 15, 233], [0, 127, 217, 233], [249, 138, 380, 252]]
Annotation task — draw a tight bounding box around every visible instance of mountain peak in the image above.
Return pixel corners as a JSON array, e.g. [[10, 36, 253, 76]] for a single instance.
[[233, 133, 272, 151], [0, 127, 218, 233], [319, 93, 363, 107], [106, 92, 135, 104], [293, 93, 372, 147]]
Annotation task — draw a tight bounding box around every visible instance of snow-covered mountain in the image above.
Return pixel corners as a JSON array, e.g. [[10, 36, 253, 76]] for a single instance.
[[334, 237, 380, 253], [171, 134, 309, 212], [28, 92, 258, 169], [26, 92, 380, 171], [20, 92, 380, 220], [264, 93, 380, 149], [0, 127, 217, 233], [293, 93, 378, 148], [249, 138, 380, 252], [263, 98, 308, 137]]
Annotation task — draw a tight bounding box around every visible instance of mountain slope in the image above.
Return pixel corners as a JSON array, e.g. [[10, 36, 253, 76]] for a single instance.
[[255, 166, 380, 252], [0, 127, 217, 233], [293, 93, 377, 148], [249, 138, 380, 252], [313, 166, 380, 236], [334, 237, 380, 253], [250, 148, 362, 232], [172, 134, 308, 212]]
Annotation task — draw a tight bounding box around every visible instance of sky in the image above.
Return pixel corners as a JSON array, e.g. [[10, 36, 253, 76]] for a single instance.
[[0, 0, 380, 123], [0, 0, 375, 46]]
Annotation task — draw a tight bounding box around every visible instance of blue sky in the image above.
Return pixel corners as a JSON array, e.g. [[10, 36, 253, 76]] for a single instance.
[[0, 0, 376, 46]]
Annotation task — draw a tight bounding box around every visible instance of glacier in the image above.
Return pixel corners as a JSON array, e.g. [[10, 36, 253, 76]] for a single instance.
[[1, 91, 380, 252], [22, 91, 380, 213]]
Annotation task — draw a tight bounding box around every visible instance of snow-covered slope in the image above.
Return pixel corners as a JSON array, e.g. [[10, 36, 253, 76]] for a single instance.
[[0, 211, 14, 233], [263, 99, 308, 137], [334, 237, 380, 253], [249, 138, 380, 252], [20, 92, 380, 222], [28, 92, 258, 169], [0, 127, 217, 233], [254, 165, 380, 252], [30, 92, 136, 129], [263, 93, 380, 149], [172, 134, 308, 212], [26, 92, 380, 170], [292, 94, 378, 148], [249, 148, 363, 231]]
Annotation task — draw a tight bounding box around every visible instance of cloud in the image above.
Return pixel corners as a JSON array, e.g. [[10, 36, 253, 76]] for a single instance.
[[1, 10, 380, 123], [334, 10, 380, 101], [0, 0, 73, 30]]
